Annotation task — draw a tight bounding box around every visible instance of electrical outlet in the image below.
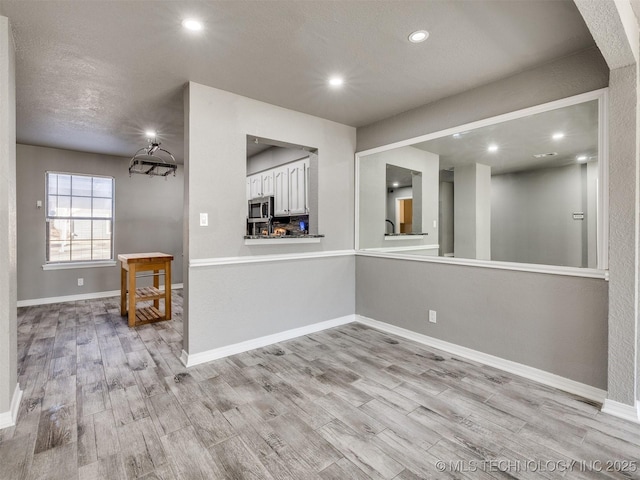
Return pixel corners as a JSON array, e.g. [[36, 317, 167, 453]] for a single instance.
[[199, 213, 208, 227], [77, 278, 84, 287], [429, 310, 437, 323]]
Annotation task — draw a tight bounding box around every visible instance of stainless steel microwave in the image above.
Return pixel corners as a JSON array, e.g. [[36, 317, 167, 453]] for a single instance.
[[248, 196, 274, 220]]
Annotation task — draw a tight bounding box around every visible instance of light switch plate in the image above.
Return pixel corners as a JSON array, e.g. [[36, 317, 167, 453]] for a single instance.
[[199, 213, 208, 227]]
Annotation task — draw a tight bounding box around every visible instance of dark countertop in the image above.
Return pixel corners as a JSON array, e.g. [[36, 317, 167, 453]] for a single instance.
[[384, 233, 428, 236], [244, 234, 325, 239]]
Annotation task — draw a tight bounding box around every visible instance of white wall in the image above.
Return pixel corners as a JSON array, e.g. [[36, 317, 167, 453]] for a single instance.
[[184, 82, 356, 356], [16, 145, 184, 302], [0, 15, 17, 423], [359, 146, 439, 250]]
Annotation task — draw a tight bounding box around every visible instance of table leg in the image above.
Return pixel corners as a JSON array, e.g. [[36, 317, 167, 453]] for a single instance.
[[165, 261, 172, 321], [128, 264, 137, 327], [153, 269, 160, 310], [120, 265, 127, 316]]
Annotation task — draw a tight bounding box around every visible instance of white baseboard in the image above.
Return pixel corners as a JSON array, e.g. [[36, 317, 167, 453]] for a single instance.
[[178, 311, 607, 405], [355, 315, 607, 404], [17, 283, 184, 307], [0, 384, 22, 430], [181, 314, 356, 367], [601, 399, 640, 423]]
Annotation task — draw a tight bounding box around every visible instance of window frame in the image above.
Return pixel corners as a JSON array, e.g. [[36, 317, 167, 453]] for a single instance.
[[44, 171, 116, 266]]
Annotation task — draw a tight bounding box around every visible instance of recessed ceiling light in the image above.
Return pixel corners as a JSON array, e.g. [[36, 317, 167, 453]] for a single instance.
[[329, 76, 344, 87], [182, 19, 203, 31], [145, 130, 157, 138], [408, 30, 429, 43], [452, 133, 461, 139], [577, 155, 588, 162], [552, 132, 565, 140], [392, 182, 399, 187], [488, 144, 498, 152]]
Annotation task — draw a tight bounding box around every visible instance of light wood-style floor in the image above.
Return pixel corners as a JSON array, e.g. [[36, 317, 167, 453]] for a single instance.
[[1, 291, 639, 480]]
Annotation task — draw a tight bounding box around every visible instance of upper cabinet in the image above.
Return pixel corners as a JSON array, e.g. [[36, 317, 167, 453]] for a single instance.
[[249, 174, 263, 199], [288, 159, 308, 215], [261, 170, 274, 197], [247, 170, 276, 199], [248, 157, 309, 216], [274, 166, 289, 215]]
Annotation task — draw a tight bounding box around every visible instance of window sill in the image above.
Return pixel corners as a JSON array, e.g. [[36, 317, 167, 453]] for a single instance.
[[356, 250, 608, 280], [42, 260, 117, 271]]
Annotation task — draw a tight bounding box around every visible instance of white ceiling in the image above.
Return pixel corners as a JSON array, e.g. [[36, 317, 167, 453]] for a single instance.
[[0, 0, 597, 162]]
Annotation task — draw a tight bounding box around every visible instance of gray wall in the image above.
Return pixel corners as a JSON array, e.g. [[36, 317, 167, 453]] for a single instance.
[[247, 146, 310, 175], [0, 15, 17, 416], [439, 181, 454, 255], [355, 45, 610, 390], [184, 82, 356, 355], [16, 144, 184, 301], [356, 256, 608, 388], [454, 163, 491, 260], [359, 146, 439, 250], [357, 47, 608, 152], [189, 256, 354, 353], [491, 163, 595, 267], [607, 65, 637, 405]]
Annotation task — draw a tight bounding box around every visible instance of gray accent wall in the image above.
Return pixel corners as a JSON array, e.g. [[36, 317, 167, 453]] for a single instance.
[[184, 82, 356, 355], [357, 47, 608, 152], [0, 15, 17, 416], [16, 144, 184, 301], [189, 256, 355, 354], [356, 255, 608, 389], [491, 163, 595, 268], [354, 45, 611, 392]]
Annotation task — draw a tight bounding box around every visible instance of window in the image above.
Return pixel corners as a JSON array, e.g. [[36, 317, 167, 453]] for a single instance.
[[46, 172, 114, 263]]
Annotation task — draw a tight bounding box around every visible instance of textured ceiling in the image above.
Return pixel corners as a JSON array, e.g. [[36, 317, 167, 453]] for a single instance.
[[0, 0, 596, 162]]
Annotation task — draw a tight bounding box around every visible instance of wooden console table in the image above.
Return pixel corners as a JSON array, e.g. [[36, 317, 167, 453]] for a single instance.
[[119, 252, 173, 327]]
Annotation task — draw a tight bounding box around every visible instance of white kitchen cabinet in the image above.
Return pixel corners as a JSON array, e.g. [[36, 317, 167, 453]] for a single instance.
[[261, 171, 274, 197], [274, 166, 289, 215], [288, 159, 308, 215], [247, 157, 309, 216], [249, 174, 263, 199]]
